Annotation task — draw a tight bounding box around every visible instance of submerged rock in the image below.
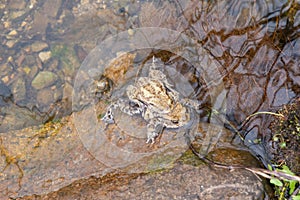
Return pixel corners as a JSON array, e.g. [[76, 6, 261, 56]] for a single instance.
[[31, 71, 58, 90], [20, 157, 267, 200], [31, 41, 49, 53], [38, 51, 52, 63], [0, 81, 12, 106], [11, 78, 26, 103], [0, 108, 270, 199]]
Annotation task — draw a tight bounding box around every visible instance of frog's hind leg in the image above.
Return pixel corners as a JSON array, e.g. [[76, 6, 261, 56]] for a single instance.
[[146, 119, 164, 144]]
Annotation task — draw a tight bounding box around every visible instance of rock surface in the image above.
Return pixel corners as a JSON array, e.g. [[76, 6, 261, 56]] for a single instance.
[[20, 159, 266, 200], [0, 109, 268, 199]]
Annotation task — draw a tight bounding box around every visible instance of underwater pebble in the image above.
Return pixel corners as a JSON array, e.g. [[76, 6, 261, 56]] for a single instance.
[[8, 0, 26, 10], [8, 30, 18, 36], [11, 78, 26, 102], [38, 51, 52, 62], [128, 28, 134, 36], [31, 41, 49, 52], [31, 71, 58, 90], [6, 40, 16, 48], [3, 21, 11, 28]]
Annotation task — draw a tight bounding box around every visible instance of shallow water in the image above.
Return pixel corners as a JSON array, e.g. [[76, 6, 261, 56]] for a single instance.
[[0, 0, 299, 198]]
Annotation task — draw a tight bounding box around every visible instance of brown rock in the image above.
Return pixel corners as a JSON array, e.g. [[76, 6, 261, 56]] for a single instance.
[[8, 0, 26, 10], [31, 41, 49, 52]]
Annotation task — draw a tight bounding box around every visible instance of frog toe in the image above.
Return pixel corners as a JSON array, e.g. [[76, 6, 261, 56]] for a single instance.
[[146, 137, 154, 144], [101, 109, 115, 124], [146, 133, 158, 144]]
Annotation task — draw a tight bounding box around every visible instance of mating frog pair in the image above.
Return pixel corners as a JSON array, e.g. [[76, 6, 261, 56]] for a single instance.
[[101, 57, 200, 143]]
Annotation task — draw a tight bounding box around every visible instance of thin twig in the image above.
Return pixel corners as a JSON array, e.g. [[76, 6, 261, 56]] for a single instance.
[[186, 136, 300, 183]]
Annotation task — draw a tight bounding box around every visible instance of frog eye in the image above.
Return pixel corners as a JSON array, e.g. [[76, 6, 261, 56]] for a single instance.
[[129, 101, 139, 107]]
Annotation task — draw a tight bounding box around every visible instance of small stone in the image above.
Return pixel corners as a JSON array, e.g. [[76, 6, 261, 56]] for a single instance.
[[0, 3, 6, 9], [10, 11, 25, 19], [6, 40, 16, 48], [31, 71, 59, 90], [7, 56, 13, 62], [63, 82, 73, 100], [81, 0, 89, 4], [38, 51, 52, 62], [0, 63, 13, 78], [9, 0, 26, 10], [24, 46, 31, 53], [31, 41, 49, 52], [3, 21, 11, 29], [23, 66, 31, 74], [1, 76, 9, 83], [21, 21, 27, 27], [128, 28, 134, 36], [36, 88, 55, 106], [11, 78, 26, 102], [8, 30, 18, 36]]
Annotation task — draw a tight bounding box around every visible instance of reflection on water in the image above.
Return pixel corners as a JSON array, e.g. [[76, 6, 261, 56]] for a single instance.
[[0, 0, 299, 197]]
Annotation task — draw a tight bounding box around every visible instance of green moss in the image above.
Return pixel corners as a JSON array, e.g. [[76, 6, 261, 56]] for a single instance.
[[145, 153, 177, 173], [50, 44, 79, 76], [178, 149, 205, 166], [32, 119, 65, 148]]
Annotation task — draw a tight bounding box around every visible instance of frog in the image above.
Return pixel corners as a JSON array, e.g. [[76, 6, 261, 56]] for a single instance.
[[101, 57, 200, 144]]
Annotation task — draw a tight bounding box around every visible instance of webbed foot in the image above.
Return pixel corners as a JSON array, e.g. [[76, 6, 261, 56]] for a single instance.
[[101, 100, 121, 124], [146, 120, 164, 144], [146, 132, 158, 144], [101, 107, 115, 124]]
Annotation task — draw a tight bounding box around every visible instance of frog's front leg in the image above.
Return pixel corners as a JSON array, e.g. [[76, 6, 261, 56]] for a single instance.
[[119, 101, 145, 116], [146, 119, 164, 144], [101, 99, 144, 124], [101, 101, 120, 124], [181, 98, 202, 111]]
